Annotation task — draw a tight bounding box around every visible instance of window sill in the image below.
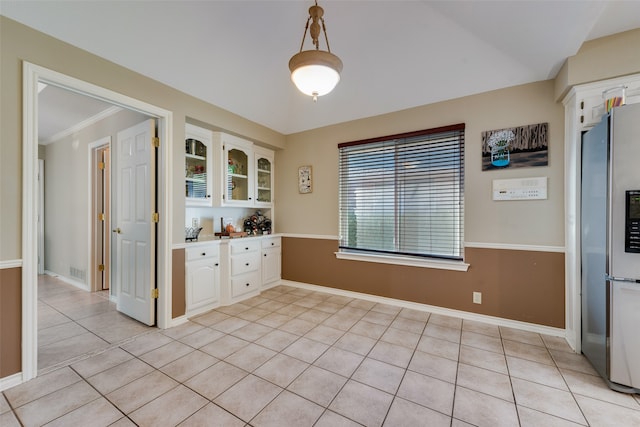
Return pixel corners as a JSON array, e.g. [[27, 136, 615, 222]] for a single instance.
[[334, 251, 470, 272]]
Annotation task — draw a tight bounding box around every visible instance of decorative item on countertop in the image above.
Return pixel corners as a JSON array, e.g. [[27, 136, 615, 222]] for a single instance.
[[243, 210, 272, 235], [215, 217, 247, 238], [185, 226, 203, 241]]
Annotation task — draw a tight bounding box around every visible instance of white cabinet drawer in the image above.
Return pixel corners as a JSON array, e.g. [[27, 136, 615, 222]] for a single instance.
[[231, 271, 261, 297], [231, 253, 260, 276], [186, 244, 219, 261], [261, 236, 281, 249], [230, 239, 261, 255]]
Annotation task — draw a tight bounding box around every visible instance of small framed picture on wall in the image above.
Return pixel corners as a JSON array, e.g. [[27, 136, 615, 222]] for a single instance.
[[298, 165, 312, 194]]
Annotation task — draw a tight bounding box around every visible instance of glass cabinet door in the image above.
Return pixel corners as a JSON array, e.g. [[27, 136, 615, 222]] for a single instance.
[[256, 155, 272, 204], [227, 148, 249, 202], [185, 138, 209, 202]]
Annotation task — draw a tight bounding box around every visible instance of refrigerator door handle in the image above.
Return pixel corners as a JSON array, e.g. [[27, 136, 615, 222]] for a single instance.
[[606, 274, 640, 284]]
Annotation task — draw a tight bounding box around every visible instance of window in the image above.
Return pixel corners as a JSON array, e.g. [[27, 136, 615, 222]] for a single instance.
[[338, 124, 465, 261]]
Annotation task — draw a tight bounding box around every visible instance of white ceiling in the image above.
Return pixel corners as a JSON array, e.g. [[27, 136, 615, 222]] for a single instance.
[[3, 0, 640, 138]]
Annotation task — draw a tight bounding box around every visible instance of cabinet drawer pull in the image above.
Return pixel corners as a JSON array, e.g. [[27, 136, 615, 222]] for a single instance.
[[201, 252, 206, 256], [215, 263, 219, 267], [271, 242, 275, 246], [246, 283, 250, 287], [245, 247, 249, 251], [264, 253, 267, 257], [245, 262, 250, 266]]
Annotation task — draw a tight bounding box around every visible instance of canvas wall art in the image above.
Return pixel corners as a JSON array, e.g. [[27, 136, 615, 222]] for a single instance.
[[481, 122, 548, 170]]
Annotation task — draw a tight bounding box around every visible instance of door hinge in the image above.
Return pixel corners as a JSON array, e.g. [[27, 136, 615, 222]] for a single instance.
[[580, 115, 584, 124], [152, 212, 159, 223], [98, 212, 105, 221], [98, 161, 105, 170], [151, 288, 159, 299], [152, 137, 160, 148], [98, 264, 105, 272]]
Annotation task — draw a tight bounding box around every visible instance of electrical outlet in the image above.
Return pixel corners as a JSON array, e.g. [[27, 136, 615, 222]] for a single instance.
[[473, 292, 482, 304]]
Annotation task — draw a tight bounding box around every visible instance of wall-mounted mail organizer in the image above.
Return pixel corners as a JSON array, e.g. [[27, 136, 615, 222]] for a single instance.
[[492, 177, 548, 201]]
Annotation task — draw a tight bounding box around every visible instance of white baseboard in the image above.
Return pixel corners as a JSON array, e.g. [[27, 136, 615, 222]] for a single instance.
[[280, 280, 566, 338], [44, 270, 89, 291], [170, 314, 190, 328], [0, 372, 23, 392]]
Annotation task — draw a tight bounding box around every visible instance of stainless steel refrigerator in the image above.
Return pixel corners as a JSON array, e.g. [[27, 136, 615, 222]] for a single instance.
[[581, 104, 640, 393], [581, 102, 640, 393]]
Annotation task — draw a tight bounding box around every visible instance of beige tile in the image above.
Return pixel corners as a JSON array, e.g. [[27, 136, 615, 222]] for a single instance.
[[507, 356, 568, 390], [329, 380, 394, 427], [255, 329, 299, 351], [313, 301, 342, 314], [178, 327, 224, 349], [273, 293, 301, 304], [371, 302, 401, 315], [38, 321, 87, 347], [462, 319, 500, 338], [460, 330, 502, 353], [105, 371, 178, 414], [348, 299, 376, 310], [38, 332, 110, 369], [254, 353, 309, 387], [352, 357, 405, 394], [322, 313, 361, 331], [15, 381, 100, 427], [337, 306, 368, 319], [4, 367, 81, 408], [252, 390, 324, 427], [451, 418, 476, 427], [297, 308, 332, 324], [279, 318, 317, 336], [380, 327, 421, 349], [314, 410, 362, 427], [215, 303, 252, 316], [408, 350, 458, 383], [397, 370, 454, 414], [334, 332, 377, 355], [518, 405, 585, 427], [561, 368, 640, 409], [139, 341, 194, 368], [119, 331, 174, 356], [90, 320, 152, 344], [389, 316, 427, 334], [0, 411, 20, 427], [349, 320, 388, 340], [241, 295, 271, 307], [550, 349, 599, 376], [214, 375, 282, 422], [459, 344, 508, 374], [177, 402, 245, 427], [511, 378, 586, 424], [257, 300, 288, 313], [236, 306, 271, 321], [160, 350, 218, 382], [293, 296, 323, 309], [326, 295, 354, 306], [0, 394, 11, 414], [398, 307, 430, 322], [287, 366, 347, 407], [224, 342, 276, 372], [500, 326, 545, 347], [417, 335, 460, 361], [130, 384, 208, 427], [256, 312, 292, 328], [369, 341, 414, 368], [424, 323, 461, 344], [37, 305, 70, 330], [282, 337, 329, 363], [44, 397, 122, 427], [384, 396, 451, 427], [503, 339, 554, 365], [574, 394, 640, 427], [314, 347, 364, 377], [184, 361, 247, 400], [230, 322, 274, 342], [541, 335, 574, 353], [87, 358, 155, 395], [71, 347, 133, 379], [453, 386, 519, 427], [456, 363, 513, 402], [276, 303, 308, 317], [429, 313, 462, 330], [304, 324, 345, 345], [361, 310, 396, 327], [190, 310, 230, 327], [210, 316, 250, 333], [200, 334, 249, 359]]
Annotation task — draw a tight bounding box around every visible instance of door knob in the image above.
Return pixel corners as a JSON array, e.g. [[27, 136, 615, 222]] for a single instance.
[[112, 228, 122, 234]]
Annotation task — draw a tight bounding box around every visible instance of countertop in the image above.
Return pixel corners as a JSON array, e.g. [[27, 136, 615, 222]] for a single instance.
[[172, 233, 280, 250]]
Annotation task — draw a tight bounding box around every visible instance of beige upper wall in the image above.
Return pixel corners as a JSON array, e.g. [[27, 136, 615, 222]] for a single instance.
[[555, 28, 640, 101], [0, 16, 285, 258], [277, 80, 565, 246]]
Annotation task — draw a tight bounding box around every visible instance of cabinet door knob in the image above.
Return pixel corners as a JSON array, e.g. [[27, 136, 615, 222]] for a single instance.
[[206, 195, 211, 198], [215, 263, 219, 266], [264, 254, 267, 257], [245, 262, 250, 266], [246, 283, 250, 287], [245, 247, 249, 251], [201, 253, 206, 256]]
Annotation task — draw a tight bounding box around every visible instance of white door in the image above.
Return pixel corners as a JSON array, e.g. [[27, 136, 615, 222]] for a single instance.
[[114, 119, 156, 325]]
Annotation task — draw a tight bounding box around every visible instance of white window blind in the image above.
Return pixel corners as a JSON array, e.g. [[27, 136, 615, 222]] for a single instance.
[[338, 124, 465, 260]]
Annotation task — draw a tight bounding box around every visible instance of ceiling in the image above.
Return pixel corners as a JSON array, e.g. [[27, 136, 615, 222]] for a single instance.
[[3, 1, 640, 139]]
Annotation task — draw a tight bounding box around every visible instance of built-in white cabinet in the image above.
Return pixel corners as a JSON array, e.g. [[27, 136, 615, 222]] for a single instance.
[[185, 244, 220, 314], [185, 124, 218, 207], [254, 147, 274, 207], [228, 239, 262, 300], [261, 236, 281, 287]]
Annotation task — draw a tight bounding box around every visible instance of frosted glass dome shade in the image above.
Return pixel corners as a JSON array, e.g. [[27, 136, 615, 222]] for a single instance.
[[289, 50, 343, 97]]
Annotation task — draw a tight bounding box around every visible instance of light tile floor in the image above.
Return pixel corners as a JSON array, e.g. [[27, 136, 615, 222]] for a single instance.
[[3, 283, 640, 426]]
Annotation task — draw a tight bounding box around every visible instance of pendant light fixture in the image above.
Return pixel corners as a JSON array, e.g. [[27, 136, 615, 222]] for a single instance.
[[289, 0, 343, 102]]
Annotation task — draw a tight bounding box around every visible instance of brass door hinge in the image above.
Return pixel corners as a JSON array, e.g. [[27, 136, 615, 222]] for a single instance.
[[152, 212, 159, 223], [98, 264, 105, 272], [98, 161, 105, 170], [152, 137, 160, 148], [151, 288, 159, 299], [98, 212, 105, 221]]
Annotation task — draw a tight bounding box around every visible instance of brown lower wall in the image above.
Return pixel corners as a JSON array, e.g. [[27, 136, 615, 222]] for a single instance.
[[282, 237, 565, 328], [0, 267, 22, 377], [172, 249, 186, 319]]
